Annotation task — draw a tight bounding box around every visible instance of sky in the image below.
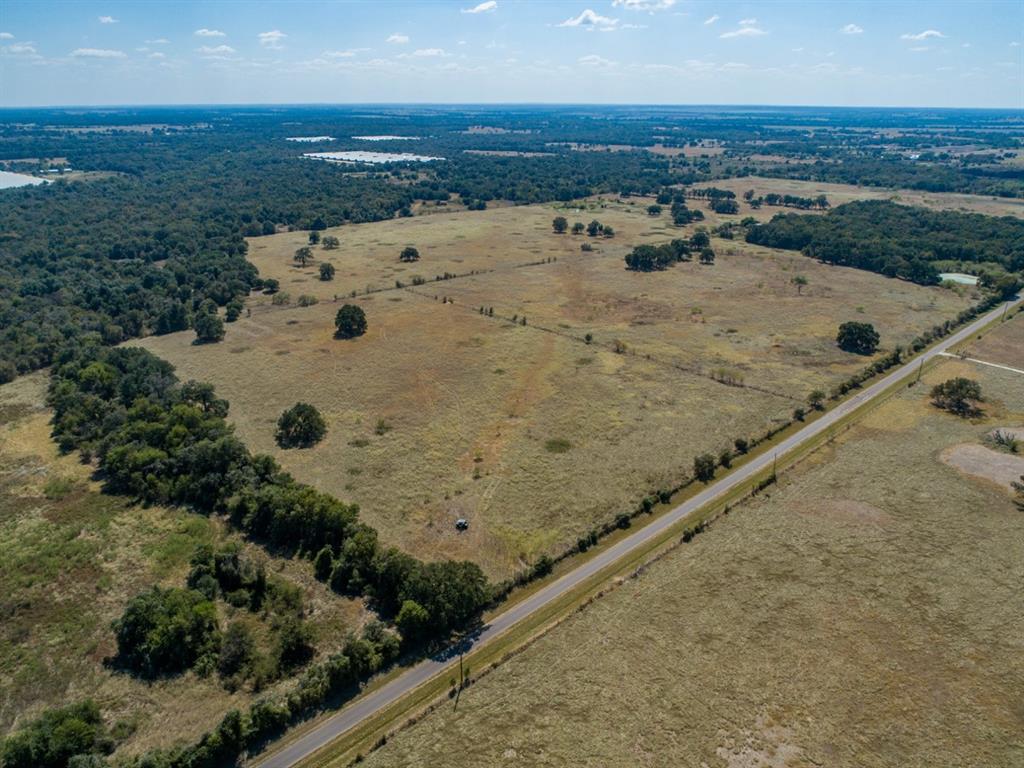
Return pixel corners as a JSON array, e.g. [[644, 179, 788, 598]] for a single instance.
[[0, 1, 1021, 108]]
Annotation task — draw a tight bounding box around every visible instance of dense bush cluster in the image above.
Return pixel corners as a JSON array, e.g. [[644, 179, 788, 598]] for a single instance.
[[0, 701, 112, 768], [746, 200, 1024, 285], [624, 232, 714, 271], [47, 344, 493, 648]]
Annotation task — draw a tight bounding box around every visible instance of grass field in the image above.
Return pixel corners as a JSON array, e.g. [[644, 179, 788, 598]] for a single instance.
[[137, 201, 974, 580], [358, 357, 1024, 768], [959, 308, 1024, 369], [709, 175, 1024, 218], [0, 373, 367, 758]]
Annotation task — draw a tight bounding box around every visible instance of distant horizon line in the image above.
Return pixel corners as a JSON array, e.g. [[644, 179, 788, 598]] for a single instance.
[[0, 101, 1021, 113]]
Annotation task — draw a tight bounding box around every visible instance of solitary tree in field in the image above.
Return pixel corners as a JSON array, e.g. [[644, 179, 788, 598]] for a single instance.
[[930, 377, 983, 418], [334, 304, 367, 339], [694, 453, 716, 483], [322, 235, 340, 250], [699, 248, 716, 265], [836, 321, 880, 355], [192, 311, 225, 345], [792, 275, 808, 295], [276, 403, 327, 448], [319, 263, 336, 281], [571, 222, 585, 235], [602, 225, 615, 238], [308, 231, 321, 245], [294, 246, 314, 267], [690, 229, 710, 249], [647, 204, 662, 216], [552, 216, 568, 234], [400, 246, 420, 263]]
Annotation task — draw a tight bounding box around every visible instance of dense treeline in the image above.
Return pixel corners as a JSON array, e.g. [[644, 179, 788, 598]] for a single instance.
[[747, 200, 1024, 286], [48, 344, 493, 647]]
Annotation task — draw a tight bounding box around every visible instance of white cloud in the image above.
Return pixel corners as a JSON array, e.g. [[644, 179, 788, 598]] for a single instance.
[[194, 28, 226, 37], [720, 19, 766, 39], [386, 33, 409, 44], [3, 41, 38, 56], [258, 30, 286, 49], [0, 32, 13, 39], [71, 47, 127, 58], [578, 53, 616, 67], [558, 9, 619, 30], [198, 44, 236, 56], [840, 23, 863, 35], [908, 46, 930, 52], [703, 15, 719, 25], [98, 15, 118, 24], [149, 52, 166, 59], [900, 29, 944, 41], [1011, 41, 1021, 47], [324, 48, 368, 58], [145, 38, 170, 44], [462, 1, 497, 13], [408, 48, 447, 57], [612, 0, 675, 10]]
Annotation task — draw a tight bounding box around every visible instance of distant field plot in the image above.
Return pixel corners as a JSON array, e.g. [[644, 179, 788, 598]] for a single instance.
[[140, 202, 975, 579], [959, 309, 1024, 370], [0, 374, 367, 758], [361, 359, 1024, 768], [135, 294, 790, 580], [710, 174, 1024, 218]]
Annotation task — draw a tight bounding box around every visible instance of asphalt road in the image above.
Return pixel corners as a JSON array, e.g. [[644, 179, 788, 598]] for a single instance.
[[255, 296, 1020, 768]]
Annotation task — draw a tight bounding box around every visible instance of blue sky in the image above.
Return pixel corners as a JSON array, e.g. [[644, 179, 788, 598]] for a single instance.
[[1, 1, 1021, 108]]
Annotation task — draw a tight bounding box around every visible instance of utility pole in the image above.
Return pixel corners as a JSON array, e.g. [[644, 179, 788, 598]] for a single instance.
[[915, 358, 924, 384]]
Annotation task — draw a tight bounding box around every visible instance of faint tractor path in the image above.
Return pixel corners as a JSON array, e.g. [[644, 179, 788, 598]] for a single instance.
[[938, 351, 1024, 376], [252, 295, 1023, 768]]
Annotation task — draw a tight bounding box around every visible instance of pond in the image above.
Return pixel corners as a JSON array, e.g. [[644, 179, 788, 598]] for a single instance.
[[303, 151, 444, 165], [286, 136, 335, 142], [0, 171, 48, 190], [352, 135, 420, 141], [939, 272, 979, 286]]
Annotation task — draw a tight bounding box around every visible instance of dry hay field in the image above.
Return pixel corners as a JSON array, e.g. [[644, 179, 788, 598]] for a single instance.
[[709, 175, 1024, 219], [0, 373, 367, 758], [137, 201, 976, 580], [359, 358, 1024, 768], [958, 308, 1024, 370]]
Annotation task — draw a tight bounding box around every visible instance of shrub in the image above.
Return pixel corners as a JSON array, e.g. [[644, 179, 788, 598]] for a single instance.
[[0, 700, 111, 768], [399, 246, 420, 262], [734, 437, 749, 454], [694, 453, 716, 483], [193, 311, 225, 344], [276, 403, 327, 448], [319, 262, 336, 281]]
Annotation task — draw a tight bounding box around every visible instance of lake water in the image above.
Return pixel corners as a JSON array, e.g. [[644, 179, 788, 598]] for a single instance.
[[304, 151, 444, 165], [352, 135, 420, 141], [939, 272, 979, 286], [286, 136, 335, 142], [0, 171, 48, 190]]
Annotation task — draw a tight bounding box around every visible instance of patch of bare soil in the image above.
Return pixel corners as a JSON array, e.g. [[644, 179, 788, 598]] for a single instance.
[[941, 443, 1024, 492], [716, 712, 806, 768]]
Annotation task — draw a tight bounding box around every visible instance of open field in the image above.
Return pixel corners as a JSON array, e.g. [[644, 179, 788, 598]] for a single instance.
[[958, 308, 1024, 369], [359, 357, 1024, 768], [0, 373, 367, 758], [710, 175, 1024, 218], [139, 201, 975, 580]]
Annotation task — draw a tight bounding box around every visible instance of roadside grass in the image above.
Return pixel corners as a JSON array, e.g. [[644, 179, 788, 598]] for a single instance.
[[136, 201, 972, 580], [0, 373, 368, 758], [354, 358, 1024, 768], [955, 306, 1024, 369]]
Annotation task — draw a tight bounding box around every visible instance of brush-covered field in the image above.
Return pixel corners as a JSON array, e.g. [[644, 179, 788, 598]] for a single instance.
[[136, 200, 975, 580], [0, 374, 368, 758], [359, 356, 1024, 768]]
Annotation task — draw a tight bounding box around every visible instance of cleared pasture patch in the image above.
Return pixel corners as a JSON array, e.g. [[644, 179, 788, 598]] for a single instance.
[[359, 360, 1024, 768], [958, 309, 1024, 369], [134, 293, 792, 580]]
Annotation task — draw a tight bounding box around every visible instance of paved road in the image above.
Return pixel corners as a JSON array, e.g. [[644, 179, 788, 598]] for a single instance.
[[255, 297, 1020, 768]]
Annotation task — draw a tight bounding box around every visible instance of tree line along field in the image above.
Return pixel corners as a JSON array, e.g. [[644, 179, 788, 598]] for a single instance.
[[0, 373, 369, 760], [356, 356, 1024, 768], [135, 199, 975, 580]]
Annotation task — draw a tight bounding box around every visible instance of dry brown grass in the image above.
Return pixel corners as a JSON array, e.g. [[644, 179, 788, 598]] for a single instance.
[[0, 373, 367, 757], [136, 201, 974, 580], [360, 359, 1024, 768], [710, 175, 1024, 218], [959, 309, 1024, 369]]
